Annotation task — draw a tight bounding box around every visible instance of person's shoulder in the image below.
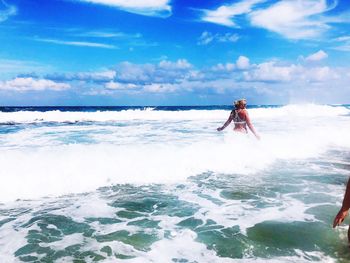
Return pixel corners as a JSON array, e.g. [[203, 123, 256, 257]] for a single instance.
[[241, 109, 249, 116]]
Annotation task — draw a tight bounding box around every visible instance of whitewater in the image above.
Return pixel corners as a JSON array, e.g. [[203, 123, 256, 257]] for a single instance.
[[0, 104, 350, 262]]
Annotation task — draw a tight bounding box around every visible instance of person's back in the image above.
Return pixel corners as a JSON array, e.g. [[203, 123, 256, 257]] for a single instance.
[[217, 99, 260, 140], [232, 108, 248, 133]]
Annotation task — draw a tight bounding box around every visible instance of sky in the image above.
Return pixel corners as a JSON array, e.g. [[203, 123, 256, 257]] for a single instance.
[[0, 0, 350, 106]]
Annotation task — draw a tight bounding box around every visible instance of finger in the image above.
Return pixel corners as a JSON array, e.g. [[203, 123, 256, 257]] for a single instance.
[[333, 216, 345, 228], [334, 215, 343, 227], [333, 217, 339, 228], [333, 218, 339, 228]]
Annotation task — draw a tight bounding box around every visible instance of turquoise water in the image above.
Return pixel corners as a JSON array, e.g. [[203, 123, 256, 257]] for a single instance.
[[0, 105, 350, 262]]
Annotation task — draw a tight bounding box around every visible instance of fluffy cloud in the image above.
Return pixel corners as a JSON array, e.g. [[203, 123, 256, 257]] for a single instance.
[[244, 62, 298, 82], [106, 57, 345, 91], [243, 61, 339, 83], [114, 59, 193, 84], [45, 59, 193, 89], [300, 66, 338, 82], [249, 0, 337, 39], [211, 63, 235, 72], [75, 0, 172, 17], [0, 78, 70, 91], [305, 50, 328, 62], [201, 0, 264, 27], [7, 57, 346, 102], [200, 0, 349, 40], [158, 59, 192, 70], [236, 56, 250, 70], [197, 31, 240, 45], [143, 83, 178, 93], [105, 81, 138, 90]]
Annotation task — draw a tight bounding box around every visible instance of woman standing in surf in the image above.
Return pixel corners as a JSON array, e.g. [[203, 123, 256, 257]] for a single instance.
[[217, 99, 260, 140]]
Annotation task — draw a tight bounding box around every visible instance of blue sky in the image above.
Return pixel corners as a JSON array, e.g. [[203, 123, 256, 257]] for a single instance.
[[0, 0, 350, 105]]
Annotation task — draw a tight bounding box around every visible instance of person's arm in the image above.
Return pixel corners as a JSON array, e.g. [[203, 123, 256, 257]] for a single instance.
[[333, 179, 350, 228], [244, 110, 260, 140], [217, 111, 234, 131]]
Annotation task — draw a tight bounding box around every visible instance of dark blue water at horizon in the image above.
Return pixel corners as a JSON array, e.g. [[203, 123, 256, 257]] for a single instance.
[[0, 104, 348, 112]]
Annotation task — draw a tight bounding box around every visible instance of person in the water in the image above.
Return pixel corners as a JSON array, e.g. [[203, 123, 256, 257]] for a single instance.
[[217, 99, 260, 140], [333, 178, 350, 242]]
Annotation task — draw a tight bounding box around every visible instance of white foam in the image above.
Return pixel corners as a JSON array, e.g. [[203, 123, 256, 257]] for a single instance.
[[0, 104, 348, 124], [250, 104, 350, 119], [0, 104, 350, 201]]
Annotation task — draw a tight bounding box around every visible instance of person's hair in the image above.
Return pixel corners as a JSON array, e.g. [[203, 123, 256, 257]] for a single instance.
[[234, 99, 246, 107]]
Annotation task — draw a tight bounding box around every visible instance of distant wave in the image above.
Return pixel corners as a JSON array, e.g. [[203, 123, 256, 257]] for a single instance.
[[0, 104, 348, 124]]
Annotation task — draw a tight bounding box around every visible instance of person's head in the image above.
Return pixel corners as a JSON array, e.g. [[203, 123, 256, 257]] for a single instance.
[[234, 99, 247, 109]]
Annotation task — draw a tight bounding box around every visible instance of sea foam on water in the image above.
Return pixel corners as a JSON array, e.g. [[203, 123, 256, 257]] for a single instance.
[[0, 104, 349, 262], [0, 104, 349, 201]]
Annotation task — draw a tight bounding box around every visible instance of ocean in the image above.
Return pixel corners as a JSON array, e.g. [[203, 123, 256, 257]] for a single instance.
[[0, 104, 349, 262]]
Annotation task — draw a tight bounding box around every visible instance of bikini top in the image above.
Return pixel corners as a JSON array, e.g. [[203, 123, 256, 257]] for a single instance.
[[231, 110, 246, 125]]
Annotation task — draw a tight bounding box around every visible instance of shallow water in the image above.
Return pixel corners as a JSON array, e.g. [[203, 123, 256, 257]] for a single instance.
[[0, 104, 349, 262]]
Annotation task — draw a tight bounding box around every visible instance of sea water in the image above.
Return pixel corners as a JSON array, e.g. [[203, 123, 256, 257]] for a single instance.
[[0, 104, 349, 262]]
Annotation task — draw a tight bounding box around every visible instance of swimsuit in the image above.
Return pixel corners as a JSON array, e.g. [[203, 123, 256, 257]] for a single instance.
[[231, 110, 247, 133], [231, 110, 246, 125]]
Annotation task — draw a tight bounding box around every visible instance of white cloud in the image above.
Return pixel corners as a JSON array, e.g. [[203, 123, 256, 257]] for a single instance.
[[197, 31, 240, 45], [331, 35, 350, 52], [72, 30, 142, 39], [107, 59, 194, 85], [22, 57, 346, 100], [244, 62, 299, 82], [116, 62, 156, 83], [35, 38, 117, 49], [200, 0, 349, 41], [89, 70, 116, 80], [201, 0, 265, 27], [243, 60, 339, 83], [105, 81, 138, 90], [236, 56, 250, 70], [197, 31, 214, 45], [300, 66, 338, 82], [218, 33, 240, 43], [158, 59, 192, 70], [143, 83, 178, 93], [45, 70, 117, 82], [76, 0, 171, 17], [211, 63, 235, 72], [0, 0, 16, 23], [332, 45, 350, 52], [305, 50, 328, 62], [249, 0, 337, 39], [334, 36, 350, 42], [0, 78, 70, 91]]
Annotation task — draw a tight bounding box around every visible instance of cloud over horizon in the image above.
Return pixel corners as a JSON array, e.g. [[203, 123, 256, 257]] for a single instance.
[[9, 57, 344, 99], [0, 77, 70, 91]]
